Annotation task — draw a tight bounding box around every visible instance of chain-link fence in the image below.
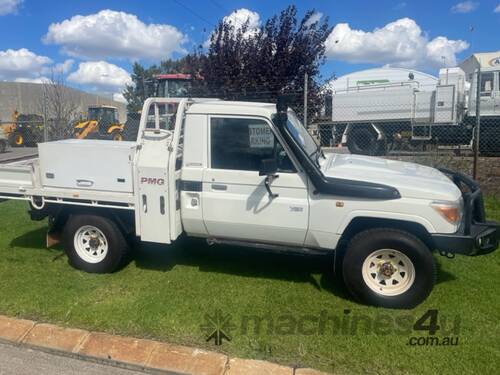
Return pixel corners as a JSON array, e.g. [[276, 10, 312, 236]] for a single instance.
[[0, 112, 142, 154], [310, 69, 500, 196]]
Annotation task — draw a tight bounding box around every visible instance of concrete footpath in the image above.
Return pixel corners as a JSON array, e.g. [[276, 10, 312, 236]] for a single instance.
[[0, 341, 144, 375], [0, 147, 37, 163], [0, 315, 329, 375]]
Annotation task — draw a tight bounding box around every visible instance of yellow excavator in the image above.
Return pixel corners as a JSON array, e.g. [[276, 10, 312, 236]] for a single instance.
[[73, 105, 124, 141]]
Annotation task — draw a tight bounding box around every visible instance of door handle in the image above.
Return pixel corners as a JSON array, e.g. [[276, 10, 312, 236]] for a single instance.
[[211, 184, 227, 191], [76, 179, 94, 187]]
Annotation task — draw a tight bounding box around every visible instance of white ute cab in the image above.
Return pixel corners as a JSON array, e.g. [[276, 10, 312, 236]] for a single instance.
[[0, 97, 498, 309]]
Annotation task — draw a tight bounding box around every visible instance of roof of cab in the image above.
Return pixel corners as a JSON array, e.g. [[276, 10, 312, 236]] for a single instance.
[[186, 99, 276, 118]]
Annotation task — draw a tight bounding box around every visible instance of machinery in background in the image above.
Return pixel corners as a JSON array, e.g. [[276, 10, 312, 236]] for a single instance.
[[0, 128, 8, 153], [124, 73, 196, 141], [154, 73, 194, 98], [73, 105, 124, 141], [0, 111, 44, 147]]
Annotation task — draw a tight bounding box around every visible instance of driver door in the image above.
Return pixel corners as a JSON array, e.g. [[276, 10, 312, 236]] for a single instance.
[[202, 116, 309, 246]]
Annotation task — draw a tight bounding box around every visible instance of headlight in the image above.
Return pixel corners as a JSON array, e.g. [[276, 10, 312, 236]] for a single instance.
[[431, 199, 463, 224]]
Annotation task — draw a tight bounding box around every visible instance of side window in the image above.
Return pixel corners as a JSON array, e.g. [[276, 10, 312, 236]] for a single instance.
[[210, 117, 295, 172], [480, 72, 494, 97]]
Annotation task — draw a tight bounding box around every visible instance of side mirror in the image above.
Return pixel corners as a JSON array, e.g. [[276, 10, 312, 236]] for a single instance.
[[259, 158, 279, 199], [259, 158, 278, 176]]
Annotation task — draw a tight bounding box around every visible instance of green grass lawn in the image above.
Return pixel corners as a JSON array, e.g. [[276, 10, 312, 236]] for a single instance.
[[0, 199, 499, 374]]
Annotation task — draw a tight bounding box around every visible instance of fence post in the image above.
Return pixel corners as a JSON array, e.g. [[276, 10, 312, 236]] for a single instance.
[[472, 68, 481, 180], [303, 72, 308, 128], [43, 90, 48, 143]]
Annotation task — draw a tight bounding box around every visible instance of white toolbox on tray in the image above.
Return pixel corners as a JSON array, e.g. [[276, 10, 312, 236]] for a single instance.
[[38, 139, 136, 193]]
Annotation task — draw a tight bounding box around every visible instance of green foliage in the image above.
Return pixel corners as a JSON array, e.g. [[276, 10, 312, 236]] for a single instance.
[[201, 6, 332, 120]]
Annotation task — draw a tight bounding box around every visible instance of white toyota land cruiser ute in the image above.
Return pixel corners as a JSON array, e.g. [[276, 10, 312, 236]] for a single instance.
[[0, 97, 498, 309]]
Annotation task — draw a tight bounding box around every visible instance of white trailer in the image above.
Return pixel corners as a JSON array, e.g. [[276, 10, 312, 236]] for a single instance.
[[0, 97, 498, 309]]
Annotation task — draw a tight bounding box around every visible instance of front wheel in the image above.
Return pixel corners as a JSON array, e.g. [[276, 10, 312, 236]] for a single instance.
[[342, 228, 435, 309], [63, 214, 129, 273]]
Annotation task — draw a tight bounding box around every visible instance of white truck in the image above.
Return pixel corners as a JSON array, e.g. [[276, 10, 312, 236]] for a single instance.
[[320, 65, 500, 155], [0, 97, 498, 309]]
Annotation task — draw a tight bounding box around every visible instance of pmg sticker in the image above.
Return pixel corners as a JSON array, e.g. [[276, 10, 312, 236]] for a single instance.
[[141, 177, 165, 185]]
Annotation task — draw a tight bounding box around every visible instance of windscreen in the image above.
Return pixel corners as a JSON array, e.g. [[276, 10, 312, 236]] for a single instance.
[[285, 110, 319, 159]]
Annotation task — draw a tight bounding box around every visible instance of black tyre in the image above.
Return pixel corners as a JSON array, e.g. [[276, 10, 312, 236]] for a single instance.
[[318, 124, 334, 147], [342, 228, 435, 309], [63, 214, 129, 273], [9, 131, 24, 147], [111, 130, 124, 141], [479, 125, 500, 156], [0, 140, 6, 153], [347, 127, 384, 156]]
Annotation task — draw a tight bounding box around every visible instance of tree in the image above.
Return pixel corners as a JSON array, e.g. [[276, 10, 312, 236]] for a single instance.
[[200, 5, 332, 122], [123, 63, 159, 112], [38, 71, 79, 140]]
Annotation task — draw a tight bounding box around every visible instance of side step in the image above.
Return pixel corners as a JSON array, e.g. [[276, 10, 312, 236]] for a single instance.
[[206, 238, 331, 256]]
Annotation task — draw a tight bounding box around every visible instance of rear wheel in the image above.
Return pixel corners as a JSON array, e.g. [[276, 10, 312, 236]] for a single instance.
[[342, 228, 435, 309], [479, 125, 500, 156], [63, 214, 129, 273], [0, 140, 6, 153], [347, 127, 385, 156], [111, 130, 124, 141]]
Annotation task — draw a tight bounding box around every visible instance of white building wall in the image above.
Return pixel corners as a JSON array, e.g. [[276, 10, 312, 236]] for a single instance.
[[0, 82, 127, 122]]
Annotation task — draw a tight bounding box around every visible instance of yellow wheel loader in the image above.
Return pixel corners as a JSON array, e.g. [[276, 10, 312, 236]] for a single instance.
[[73, 106, 124, 141]]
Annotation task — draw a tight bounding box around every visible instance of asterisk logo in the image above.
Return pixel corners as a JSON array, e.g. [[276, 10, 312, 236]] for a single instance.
[[200, 309, 235, 346]]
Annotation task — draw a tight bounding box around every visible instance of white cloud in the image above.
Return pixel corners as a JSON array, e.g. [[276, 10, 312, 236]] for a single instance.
[[67, 61, 131, 92], [14, 76, 49, 84], [324, 18, 469, 69], [495, 4, 500, 12], [54, 59, 74, 74], [451, 1, 479, 13], [425, 37, 469, 67], [204, 8, 260, 48], [43, 9, 187, 60], [304, 12, 323, 27], [0, 0, 22, 16], [0, 48, 52, 80], [113, 92, 127, 103], [223, 8, 260, 32]]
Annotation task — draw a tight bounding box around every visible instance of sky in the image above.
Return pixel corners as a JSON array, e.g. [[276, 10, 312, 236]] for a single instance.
[[0, 0, 499, 102]]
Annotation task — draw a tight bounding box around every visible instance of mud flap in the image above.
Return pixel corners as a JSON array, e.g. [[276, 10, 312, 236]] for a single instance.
[[46, 230, 61, 248]]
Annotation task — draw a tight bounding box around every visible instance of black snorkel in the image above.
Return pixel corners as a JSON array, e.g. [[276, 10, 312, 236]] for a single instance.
[[273, 95, 401, 200]]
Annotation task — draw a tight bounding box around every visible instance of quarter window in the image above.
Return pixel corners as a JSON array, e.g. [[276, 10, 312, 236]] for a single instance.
[[210, 117, 295, 172]]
